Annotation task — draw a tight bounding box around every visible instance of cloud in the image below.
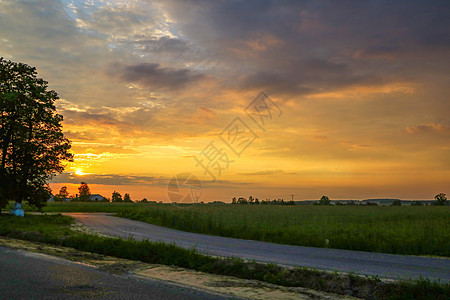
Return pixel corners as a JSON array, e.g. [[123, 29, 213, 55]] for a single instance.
[[51, 172, 168, 186], [238, 170, 296, 176], [114, 62, 206, 90], [353, 46, 401, 61], [406, 123, 450, 134], [134, 36, 191, 54]]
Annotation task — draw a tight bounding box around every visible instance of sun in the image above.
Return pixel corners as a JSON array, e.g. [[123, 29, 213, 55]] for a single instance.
[[75, 168, 85, 176]]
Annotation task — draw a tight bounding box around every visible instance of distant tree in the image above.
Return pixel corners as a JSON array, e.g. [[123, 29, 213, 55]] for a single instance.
[[391, 200, 402, 206], [123, 193, 132, 202], [111, 191, 122, 202], [232, 197, 237, 204], [254, 197, 260, 205], [78, 182, 90, 201], [237, 197, 247, 204], [347, 200, 356, 205], [249, 195, 254, 204], [411, 201, 423, 206], [335, 201, 344, 206], [0, 58, 73, 210], [55, 186, 69, 201], [139, 198, 149, 203], [433, 193, 447, 206], [319, 195, 331, 205]]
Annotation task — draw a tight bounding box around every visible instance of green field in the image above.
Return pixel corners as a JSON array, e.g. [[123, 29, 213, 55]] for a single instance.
[[41, 202, 450, 257], [2, 213, 448, 299]]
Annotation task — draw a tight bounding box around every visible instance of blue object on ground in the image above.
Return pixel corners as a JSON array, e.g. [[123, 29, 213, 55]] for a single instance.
[[10, 202, 24, 217]]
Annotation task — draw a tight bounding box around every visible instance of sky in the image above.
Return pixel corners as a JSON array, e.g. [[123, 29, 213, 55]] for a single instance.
[[1, 0, 449, 202]]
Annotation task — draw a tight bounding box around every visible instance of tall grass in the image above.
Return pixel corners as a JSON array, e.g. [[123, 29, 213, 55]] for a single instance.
[[43, 203, 450, 256], [1, 214, 448, 299]]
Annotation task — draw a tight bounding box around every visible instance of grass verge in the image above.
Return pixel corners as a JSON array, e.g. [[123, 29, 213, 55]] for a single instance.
[[0, 213, 448, 300]]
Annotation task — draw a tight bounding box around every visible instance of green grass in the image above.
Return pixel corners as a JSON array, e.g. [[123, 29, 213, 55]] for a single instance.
[[0, 213, 448, 300], [42, 202, 450, 256]]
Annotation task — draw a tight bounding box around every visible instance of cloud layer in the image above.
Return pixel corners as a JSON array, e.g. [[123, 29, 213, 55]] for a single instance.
[[1, 0, 449, 200]]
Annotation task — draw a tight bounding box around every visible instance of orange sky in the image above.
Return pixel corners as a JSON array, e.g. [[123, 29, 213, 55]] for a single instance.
[[1, 1, 448, 201]]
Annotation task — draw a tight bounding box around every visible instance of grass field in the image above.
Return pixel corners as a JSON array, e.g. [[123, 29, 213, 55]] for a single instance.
[[1, 213, 449, 299], [41, 202, 450, 256]]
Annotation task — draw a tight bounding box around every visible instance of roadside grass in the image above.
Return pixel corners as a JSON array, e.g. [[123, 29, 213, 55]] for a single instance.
[[43, 202, 450, 256], [0, 213, 448, 300]]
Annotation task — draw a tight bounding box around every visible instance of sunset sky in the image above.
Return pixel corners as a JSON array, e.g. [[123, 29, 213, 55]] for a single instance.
[[1, 0, 448, 201]]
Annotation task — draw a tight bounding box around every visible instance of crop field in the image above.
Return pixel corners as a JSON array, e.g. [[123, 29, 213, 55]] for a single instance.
[[41, 202, 450, 257]]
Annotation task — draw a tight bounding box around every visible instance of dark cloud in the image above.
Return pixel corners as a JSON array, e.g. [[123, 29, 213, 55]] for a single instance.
[[134, 36, 191, 54], [353, 46, 402, 60], [62, 110, 131, 128], [406, 123, 450, 134], [162, 0, 449, 95], [115, 62, 205, 90], [240, 58, 380, 95], [51, 172, 168, 186]]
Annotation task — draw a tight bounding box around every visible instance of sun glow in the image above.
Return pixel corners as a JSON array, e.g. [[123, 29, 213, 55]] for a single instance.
[[75, 169, 85, 176]]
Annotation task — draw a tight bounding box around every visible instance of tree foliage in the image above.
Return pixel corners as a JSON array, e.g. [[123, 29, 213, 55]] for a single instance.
[[111, 191, 122, 202], [319, 195, 331, 205], [123, 193, 132, 202], [0, 58, 73, 210], [54, 186, 69, 201], [433, 193, 447, 206], [78, 182, 91, 201]]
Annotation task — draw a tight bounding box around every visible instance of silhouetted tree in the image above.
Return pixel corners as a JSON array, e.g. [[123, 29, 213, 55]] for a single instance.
[[0, 58, 73, 210], [238, 197, 247, 204], [319, 195, 331, 205], [111, 191, 122, 202], [78, 182, 90, 201], [123, 193, 132, 202], [55, 186, 69, 201], [433, 193, 447, 206], [391, 200, 402, 206]]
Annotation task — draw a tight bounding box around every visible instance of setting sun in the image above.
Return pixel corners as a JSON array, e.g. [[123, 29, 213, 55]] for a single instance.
[[75, 169, 85, 176]]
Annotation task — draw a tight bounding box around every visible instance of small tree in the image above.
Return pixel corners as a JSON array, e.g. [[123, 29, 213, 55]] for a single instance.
[[111, 191, 122, 202], [55, 186, 69, 201], [319, 195, 331, 205], [78, 182, 90, 201], [433, 193, 447, 206], [237, 197, 247, 204], [123, 193, 132, 202]]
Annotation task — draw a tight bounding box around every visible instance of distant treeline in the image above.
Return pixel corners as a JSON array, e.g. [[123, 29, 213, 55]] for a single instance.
[[232, 196, 295, 205]]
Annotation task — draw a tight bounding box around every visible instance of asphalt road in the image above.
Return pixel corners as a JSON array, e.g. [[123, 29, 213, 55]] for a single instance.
[[66, 213, 450, 282], [0, 246, 237, 300]]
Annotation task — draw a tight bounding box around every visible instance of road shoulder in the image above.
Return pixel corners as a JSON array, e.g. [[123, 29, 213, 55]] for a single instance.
[[0, 236, 355, 300]]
